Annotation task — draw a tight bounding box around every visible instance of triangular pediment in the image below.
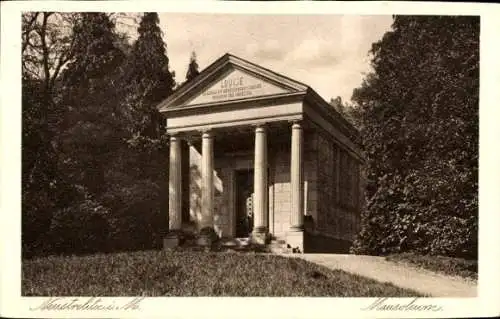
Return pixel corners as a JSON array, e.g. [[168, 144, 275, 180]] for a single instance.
[[158, 53, 309, 110]]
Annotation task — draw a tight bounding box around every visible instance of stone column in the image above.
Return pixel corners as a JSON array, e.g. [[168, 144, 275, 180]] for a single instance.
[[290, 122, 304, 230], [287, 122, 304, 252], [200, 130, 214, 230], [169, 135, 182, 230], [164, 134, 182, 249], [252, 125, 269, 244]]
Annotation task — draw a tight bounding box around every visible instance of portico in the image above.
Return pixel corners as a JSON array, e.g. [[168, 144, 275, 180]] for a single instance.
[[158, 53, 363, 253]]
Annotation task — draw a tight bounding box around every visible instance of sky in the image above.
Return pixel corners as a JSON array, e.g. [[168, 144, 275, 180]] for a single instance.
[[151, 13, 393, 103]]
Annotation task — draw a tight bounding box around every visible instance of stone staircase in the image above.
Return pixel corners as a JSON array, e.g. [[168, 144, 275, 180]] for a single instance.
[[219, 237, 300, 254], [218, 237, 268, 252], [175, 236, 298, 254]]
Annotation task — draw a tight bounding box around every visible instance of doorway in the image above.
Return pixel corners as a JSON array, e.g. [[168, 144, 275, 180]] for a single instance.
[[235, 169, 254, 238]]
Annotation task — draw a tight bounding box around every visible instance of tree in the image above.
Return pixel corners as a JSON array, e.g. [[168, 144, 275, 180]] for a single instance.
[[122, 12, 175, 141], [22, 12, 76, 200], [350, 16, 479, 259], [329, 96, 362, 130], [21, 12, 175, 256], [34, 12, 130, 254], [109, 12, 176, 250], [330, 96, 344, 114], [185, 51, 200, 82], [58, 13, 127, 195], [22, 12, 80, 257]]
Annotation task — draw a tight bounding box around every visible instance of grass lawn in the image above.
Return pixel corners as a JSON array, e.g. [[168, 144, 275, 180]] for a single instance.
[[23, 250, 423, 296], [386, 252, 477, 280]]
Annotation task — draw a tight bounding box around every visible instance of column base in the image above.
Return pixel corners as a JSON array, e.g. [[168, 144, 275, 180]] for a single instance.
[[286, 230, 304, 253], [163, 231, 184, 249], [196, 227, 219, 247], [250, 230, 270, 245]]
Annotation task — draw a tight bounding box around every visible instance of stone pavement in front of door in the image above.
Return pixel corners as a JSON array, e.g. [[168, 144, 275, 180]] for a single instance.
[[286, 253, 477, 297]]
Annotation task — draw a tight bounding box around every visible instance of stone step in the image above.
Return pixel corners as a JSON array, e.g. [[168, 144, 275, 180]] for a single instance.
[[268, 241, 293, 254], [269, 246, 291, 254]]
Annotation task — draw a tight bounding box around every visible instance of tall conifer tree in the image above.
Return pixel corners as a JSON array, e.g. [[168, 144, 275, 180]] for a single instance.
[[115, 12, 176, 249], [59, 13, 126, 195], [185, 51, 200, 82], [123, 12, 175, 140]]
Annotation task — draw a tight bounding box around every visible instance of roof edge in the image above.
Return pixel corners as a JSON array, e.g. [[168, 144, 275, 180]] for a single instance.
[[157, 52, 310, 112], [157, 53, 231, 112], [305, 87, 360, 141]]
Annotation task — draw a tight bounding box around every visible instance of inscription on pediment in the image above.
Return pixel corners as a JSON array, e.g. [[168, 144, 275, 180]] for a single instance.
[[186, 68, 288, 105]]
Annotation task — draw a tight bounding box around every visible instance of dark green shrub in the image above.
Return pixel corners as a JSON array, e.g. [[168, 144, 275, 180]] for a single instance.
[[47, 199, 111, 254], [101, 179, 165, 251]]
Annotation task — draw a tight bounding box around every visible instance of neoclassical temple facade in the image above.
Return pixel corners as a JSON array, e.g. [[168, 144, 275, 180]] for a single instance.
[[157, 53, 363, 253]]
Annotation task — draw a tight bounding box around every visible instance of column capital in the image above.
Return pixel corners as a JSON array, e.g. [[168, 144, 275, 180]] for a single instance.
[[254, 124, 267, 133], [169, 133, 180, 141], [169, 132, 191, 140], [291, 121, 302, 130], [201, 130, 213, 139], [253, 122, 267, 128]]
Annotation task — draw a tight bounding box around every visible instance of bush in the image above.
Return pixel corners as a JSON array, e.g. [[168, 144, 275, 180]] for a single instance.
[[351, 171, 478, 259], [101, 179, 166, 252], [47, 199, 111, 255], [22, 188, 56, 258]]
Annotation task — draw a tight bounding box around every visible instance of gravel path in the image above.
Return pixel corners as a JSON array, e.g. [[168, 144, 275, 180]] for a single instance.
[[290, 254, 477, 297]]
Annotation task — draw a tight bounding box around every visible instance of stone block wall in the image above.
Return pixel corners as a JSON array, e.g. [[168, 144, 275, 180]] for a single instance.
[[271, 150, 291, 237], [315, 130, 361, 242], [271, 130, 317, 241], [213, 168, 231, 237], [188, 145, 232, 238]]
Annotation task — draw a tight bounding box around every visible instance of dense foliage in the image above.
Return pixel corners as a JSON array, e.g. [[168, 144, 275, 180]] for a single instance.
[[22, 251, 423, 296], [350, 16, 479, 259], [22, 12, 175, 257]]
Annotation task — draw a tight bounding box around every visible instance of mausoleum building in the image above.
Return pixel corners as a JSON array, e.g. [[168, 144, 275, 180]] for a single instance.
[[157, 53, 363, 253]]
